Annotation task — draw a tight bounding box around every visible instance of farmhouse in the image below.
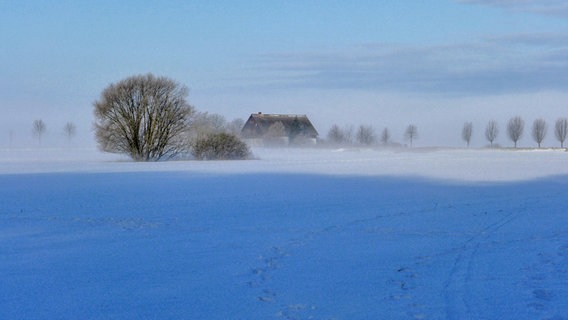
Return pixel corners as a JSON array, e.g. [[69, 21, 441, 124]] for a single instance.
[[241, 113, 319, 146]]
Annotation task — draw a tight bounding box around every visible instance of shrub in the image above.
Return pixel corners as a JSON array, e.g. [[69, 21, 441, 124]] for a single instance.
[[192, 133, 251, 160]]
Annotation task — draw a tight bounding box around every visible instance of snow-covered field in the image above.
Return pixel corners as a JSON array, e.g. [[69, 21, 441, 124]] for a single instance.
[[1, 147, 567, 319]]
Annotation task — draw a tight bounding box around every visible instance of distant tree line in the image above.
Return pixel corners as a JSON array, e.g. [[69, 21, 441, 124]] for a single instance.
[[23, 73, 568, 156], [27, 110, 249, 161], [23, 111, 568, 154], [23, 75, 249, 160], [479, 116, 567, 149], [28, 119, 77, 146], [326, 123, 419, 147], [324, 116, 568, 149]]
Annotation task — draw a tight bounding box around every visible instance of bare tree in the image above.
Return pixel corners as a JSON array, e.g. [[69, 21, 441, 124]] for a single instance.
[[327, 124, 346, 145], [461, 122, 473, 147], [485, 120, 499, 148], [94, 74, 194, 161], [405, 124, 418, 147], [507, 116, 524, 148], [328, 124, 355, 145], [343, 125, 354, 145], [531, 118, 547, 148], [555, 117, 568, 148], [380, 127, 391, 145], [225, 118, 245, 136], [356, 125, 376, 145], [32, 119, 46, 145], [190, 112, 227, 139], [63, 122, 76, 143]]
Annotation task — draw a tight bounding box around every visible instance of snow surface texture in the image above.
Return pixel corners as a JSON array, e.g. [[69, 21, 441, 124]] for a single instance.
[[1, 147, 567, 319]]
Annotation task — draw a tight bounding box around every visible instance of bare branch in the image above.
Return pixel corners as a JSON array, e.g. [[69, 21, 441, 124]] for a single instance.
[[93, 74, 194, 161], [356, 125, 376, 146], [461, 122, 473, 147], [507, 116, 524, 148], [555, 118, 568, 148], [485, 120, 499, 148], [32, 119, 46, 146], [531, 118, 547, 148], [381, 127, 391, 145], [63, 122, 76, 143], [405, 124, 418, 147]]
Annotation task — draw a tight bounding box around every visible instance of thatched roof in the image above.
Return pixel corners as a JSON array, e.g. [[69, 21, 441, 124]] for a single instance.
[[241, 113, 318, 139]]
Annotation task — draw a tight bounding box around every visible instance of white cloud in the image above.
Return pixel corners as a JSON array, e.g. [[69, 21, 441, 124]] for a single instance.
[[247, 32, 568, 96]]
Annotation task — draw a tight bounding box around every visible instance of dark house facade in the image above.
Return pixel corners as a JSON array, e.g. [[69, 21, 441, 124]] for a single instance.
[[241, 113, 319, 145]]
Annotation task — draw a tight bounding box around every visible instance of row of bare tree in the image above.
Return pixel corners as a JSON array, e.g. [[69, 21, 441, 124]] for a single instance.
[[464, 117, 568, 148], [326, 117, 568, 148], [327, 124, 419, 147], [30, 119, 77, 145], [27, 113, 244, 148]]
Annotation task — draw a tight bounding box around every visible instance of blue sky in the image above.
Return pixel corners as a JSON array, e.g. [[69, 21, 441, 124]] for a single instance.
[[2, 0, 568, 147]]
